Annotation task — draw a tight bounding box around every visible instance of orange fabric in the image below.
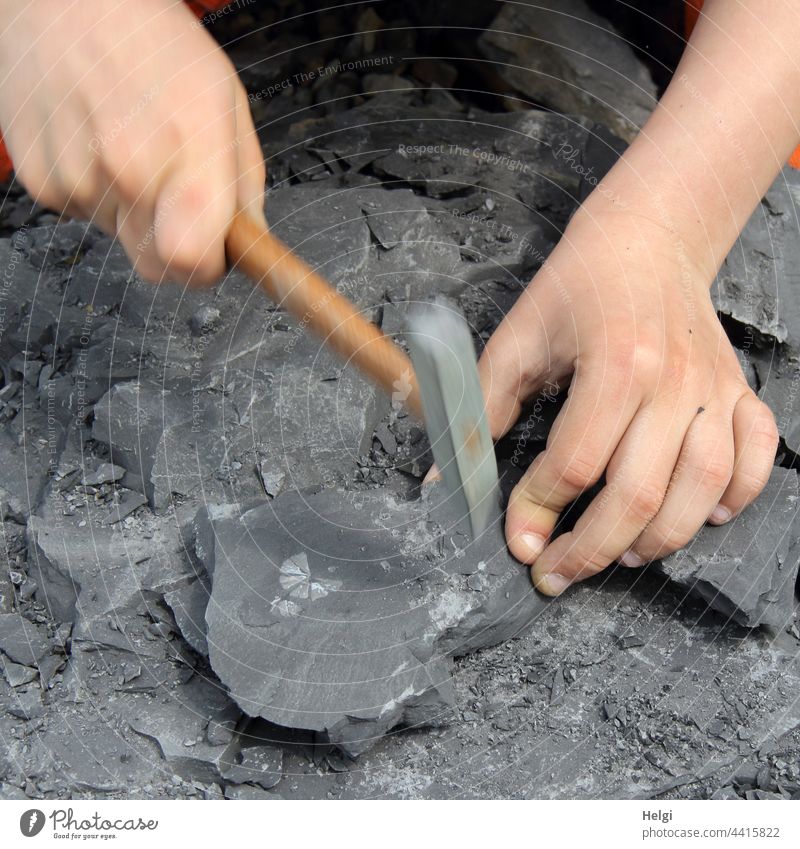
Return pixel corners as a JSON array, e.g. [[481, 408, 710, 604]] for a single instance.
[[684, 0, 703, 37], [0, 132, 12, 181], [186, 1, 231, 16]]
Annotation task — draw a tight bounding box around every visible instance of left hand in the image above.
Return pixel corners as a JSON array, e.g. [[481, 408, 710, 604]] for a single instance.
[[480, 205, 779, 596]]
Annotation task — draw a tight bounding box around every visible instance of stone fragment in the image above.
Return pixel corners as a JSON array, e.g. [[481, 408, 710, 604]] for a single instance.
[[123, 677, 241, 783], [102, 490, 149, 525], [658, 468, 800, 629], [8, 688, 44, 720], [374, 422, 397, 456], [221, 745, 283, 790], [205, 704, 241, 746], [164, 580, 211, 657], [224, 784, 279, 800], [27, 488, 190, 632], [363, 74, 416, 96], [0, 656, 38, 687], [0, 613, 50, 666], [92, 380, 227, 509], [477, 0, 656, 143], [199, 483, 549, 755], [256, 463, 285, 498], [189, 306, 222, 336], [0, 487, 27, 524], [82, 463, 126, 487]]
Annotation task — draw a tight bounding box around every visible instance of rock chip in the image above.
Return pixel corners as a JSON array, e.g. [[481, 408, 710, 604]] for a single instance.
[[0, 613, 50, 666], [189, 306, 222, 336], [221, 745, 283, 790]]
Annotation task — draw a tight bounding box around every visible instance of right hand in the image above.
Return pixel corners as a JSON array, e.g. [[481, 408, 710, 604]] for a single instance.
[[0, 0, 265, 284]]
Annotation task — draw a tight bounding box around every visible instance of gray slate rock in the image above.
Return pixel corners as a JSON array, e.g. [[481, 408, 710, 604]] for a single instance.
[[221, 745, 283, 790], [0, 613, 50, 666], [712, 168, 800, 354], [1, 656, 39, 687], [658, 467, 800, 629], [753, 352, 800, 455], [477, 0, 657, 142], [189, 306, 221, 336], [82, 463, 126, 487], [123, 676, 242, 783], [198, 484, 550, 756], [92, 380, 227, 509], [163, 580, 211, 657], [270, 103, 619, 292]]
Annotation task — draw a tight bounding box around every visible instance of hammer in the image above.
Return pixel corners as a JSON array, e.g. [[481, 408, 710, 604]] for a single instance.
[[226, 211, 499, 537]]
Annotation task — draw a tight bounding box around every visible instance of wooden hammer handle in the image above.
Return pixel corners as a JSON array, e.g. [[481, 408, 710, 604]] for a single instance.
[[226, 210, 422, 419]]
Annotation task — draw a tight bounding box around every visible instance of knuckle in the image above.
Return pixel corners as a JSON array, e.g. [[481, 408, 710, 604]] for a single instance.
[[569, 545, 610, 579], [733, 465, 771, 500], [557, 453, 604, 492], [640, 525, 690, 559], [618, 478, 665, 523], [632, 341, 664, 379], [698, 457, 732, 491], [749, 404, 780, 453]]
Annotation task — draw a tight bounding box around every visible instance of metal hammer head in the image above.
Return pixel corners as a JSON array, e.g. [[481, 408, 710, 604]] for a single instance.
[[406, 297, 499, 538]]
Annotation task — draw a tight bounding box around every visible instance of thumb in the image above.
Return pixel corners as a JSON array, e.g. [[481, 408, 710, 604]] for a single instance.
[[478, 292, 556, 440]]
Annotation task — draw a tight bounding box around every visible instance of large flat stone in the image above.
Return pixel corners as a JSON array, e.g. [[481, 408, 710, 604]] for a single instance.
[[198, 484, 549, 756]]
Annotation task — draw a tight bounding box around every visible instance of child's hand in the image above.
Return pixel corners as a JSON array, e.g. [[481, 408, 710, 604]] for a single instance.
[[0, 0, 265, 284], [482, 205, 778, 596]]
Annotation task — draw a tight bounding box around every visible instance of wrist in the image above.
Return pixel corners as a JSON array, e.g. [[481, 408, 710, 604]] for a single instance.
[[565, 185, 717, 295], [573, 168, 725, 288]]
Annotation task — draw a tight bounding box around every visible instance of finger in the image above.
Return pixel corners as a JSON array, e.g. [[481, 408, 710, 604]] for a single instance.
[[631, 405, 734, 562], [115, 196, 165, 283], [478, 289, 562, 441], [233, 82, 266, 228], [505, 357, 643, 565], [529, 400, 686, 594], [151, 85, 238, 286], [712, 393, 779, 522]]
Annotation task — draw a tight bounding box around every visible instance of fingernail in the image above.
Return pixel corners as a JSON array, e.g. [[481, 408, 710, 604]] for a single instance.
[[519, 532, 546, 559], [619, 549, 643, 568], [536, 571, 572, 596], [709, 504, 732, 525]]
